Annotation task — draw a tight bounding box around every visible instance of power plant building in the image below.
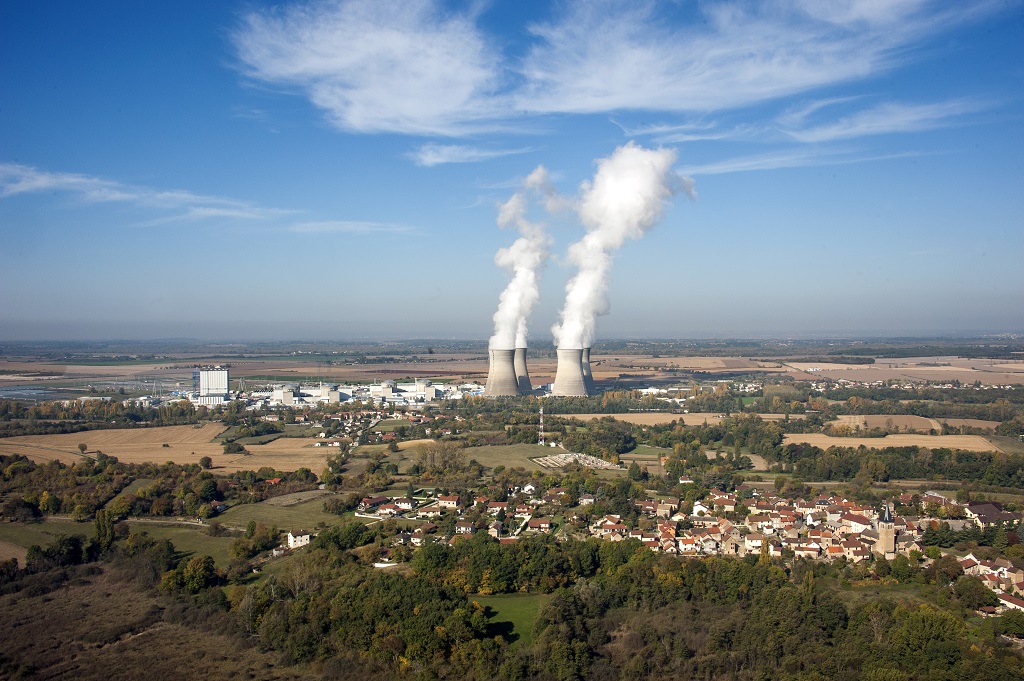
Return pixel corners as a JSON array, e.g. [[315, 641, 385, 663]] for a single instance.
[[551, 348, 589, 397], [197, 368, 230, 406], [485, 349, 521, 397]]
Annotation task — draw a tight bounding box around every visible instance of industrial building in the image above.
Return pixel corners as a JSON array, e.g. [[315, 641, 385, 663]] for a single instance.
[[195, 368, 230, 406]]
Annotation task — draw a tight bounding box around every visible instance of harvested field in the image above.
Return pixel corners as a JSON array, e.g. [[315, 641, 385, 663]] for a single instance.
[[0, 424, 340, 473], [785, 357, 1024, 385], [568, 412, 804, 426], [783, 433, 1001, 452], [939, 418, 1000, 431], [0, 539, 27, 568], [0, 423, 227, 465], [833, 415, 942, 432]]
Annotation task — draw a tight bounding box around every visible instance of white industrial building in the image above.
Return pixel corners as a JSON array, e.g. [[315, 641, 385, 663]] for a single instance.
[[195, 368, 230, 406]]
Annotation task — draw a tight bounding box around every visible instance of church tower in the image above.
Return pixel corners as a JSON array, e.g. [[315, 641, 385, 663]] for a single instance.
[[876, 503, 895, 558]]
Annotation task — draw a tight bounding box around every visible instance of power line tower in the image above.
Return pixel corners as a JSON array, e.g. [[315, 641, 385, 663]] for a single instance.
[[538, 405, 545, 447]]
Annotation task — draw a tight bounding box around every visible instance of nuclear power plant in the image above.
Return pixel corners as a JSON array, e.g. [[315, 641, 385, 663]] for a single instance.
[[514, 347, 532, 394], [581, 347, 596, 394], [551, 348, 589, 397], [485, 349, 521, 397]]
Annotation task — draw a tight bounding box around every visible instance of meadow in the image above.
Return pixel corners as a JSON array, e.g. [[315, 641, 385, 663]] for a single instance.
[[469, 593, 551, 646]]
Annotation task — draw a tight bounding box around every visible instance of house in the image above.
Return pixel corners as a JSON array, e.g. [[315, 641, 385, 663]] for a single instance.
[[287, 532, 312, 549], [438, 495, 462, 510], [487, 501, 509, 515], [360, 496, 388, 511], [394, 498, 416, 511], [455, 521, 475, 535], [528, 517, 553, 533]]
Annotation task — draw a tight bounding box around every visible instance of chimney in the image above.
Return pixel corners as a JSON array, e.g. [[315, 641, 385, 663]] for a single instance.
[[551, 348, 589, 397], [581, 347, 596, 394], [514, 347, 532, 395], [485, 349, 519, 397]]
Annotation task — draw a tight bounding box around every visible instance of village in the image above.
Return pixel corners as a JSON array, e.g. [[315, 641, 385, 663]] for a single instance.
[[283, 478, 1024, 614]]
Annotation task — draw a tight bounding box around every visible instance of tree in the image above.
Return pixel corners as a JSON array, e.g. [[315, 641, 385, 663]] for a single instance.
[[954, 575, 999, 610], [199, 456, 213, 469], [77, 443, 88, 455]]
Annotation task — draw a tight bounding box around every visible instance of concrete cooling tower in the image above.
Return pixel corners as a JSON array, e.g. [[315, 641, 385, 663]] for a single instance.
[[551, 348, 589, 397], [485, 349, 520, 397], [581, 347, 596, 394], [514, 347, 532, 395]]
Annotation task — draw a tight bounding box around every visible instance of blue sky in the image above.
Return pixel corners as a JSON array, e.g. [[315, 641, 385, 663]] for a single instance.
[[2, 0, 1022, 341]]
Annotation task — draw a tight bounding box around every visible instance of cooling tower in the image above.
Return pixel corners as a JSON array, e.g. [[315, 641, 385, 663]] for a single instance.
[[551, 348, 589, 397], [514, 347, 532, 395], [485, 349, 520, 397], [581, 347, 596, 394]]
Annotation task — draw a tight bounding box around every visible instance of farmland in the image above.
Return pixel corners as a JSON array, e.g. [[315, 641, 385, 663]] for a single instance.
[[568, 412, 805, 426], [782, 433, 1002, 452], [0, 423, 343, 473]]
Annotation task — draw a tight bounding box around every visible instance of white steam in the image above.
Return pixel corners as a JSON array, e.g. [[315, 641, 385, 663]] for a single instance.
[[489, 166, 555, 349], [552, 142, 691, 349]]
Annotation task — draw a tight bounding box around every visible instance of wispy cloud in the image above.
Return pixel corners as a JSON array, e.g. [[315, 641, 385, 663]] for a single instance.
[[0, 162, 291, 223], [680, 148, 922, 176], [288, 220, 413, 235], [230, 0, 1002, 145], [781, 99, 983, 142], [410, 143, 534, 167], [232, 0, 506, 136]]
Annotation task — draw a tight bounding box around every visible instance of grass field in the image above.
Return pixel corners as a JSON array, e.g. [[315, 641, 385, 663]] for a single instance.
[[125, 522, 234, 565], [0, 518, 90, 549], [105, 478, 155, 508], [470, 593, 550, 646], [461, 443, 560, 471], [216, 493, 353, 533], [783, 433, 1002, 452]]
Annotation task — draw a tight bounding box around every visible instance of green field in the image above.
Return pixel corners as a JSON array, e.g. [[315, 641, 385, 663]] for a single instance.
[[104, 478, 155, 508], [628, 444, 668, 460], [217, 494, 353, 533], [462, 444, 557, 471], [372, 420, 411, 433], [470, 593, 550, 646], [126, 523, 234, 565], [0, 519, 90, 548]]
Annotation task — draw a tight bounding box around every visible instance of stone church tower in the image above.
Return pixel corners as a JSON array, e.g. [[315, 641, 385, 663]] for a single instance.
[[876, 503, 895, 558]]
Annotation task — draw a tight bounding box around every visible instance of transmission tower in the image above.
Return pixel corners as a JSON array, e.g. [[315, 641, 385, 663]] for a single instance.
[[538, 405, 545, 447]]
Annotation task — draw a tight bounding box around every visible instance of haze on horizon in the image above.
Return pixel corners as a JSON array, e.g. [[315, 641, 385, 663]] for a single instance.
[[2, 1, 1022, 343]]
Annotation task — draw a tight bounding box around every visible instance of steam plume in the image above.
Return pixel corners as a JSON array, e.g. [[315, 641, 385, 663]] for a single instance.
[[552, 142, 691, 349], [489, 166, 555, 349]]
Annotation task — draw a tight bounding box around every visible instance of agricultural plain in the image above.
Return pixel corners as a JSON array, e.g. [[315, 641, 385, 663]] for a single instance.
[[782, 433, 1002, 452], [0, 423, 341, 472]]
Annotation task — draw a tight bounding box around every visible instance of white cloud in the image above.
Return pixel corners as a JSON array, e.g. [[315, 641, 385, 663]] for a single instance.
[[410, 143, 533, 167], [233, 0, 505, 136], [288, 220, 413, 234], [516, 1, 988, 115], [680, 148, 921, 176], [781, 100, 982, 142], [230, 0, 1003, 148], [0, 162, 294, 224]]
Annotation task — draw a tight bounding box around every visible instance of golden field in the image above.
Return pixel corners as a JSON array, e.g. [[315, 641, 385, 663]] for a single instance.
[[0, 423, 343, 473], [783, 433, 1001, 453]]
